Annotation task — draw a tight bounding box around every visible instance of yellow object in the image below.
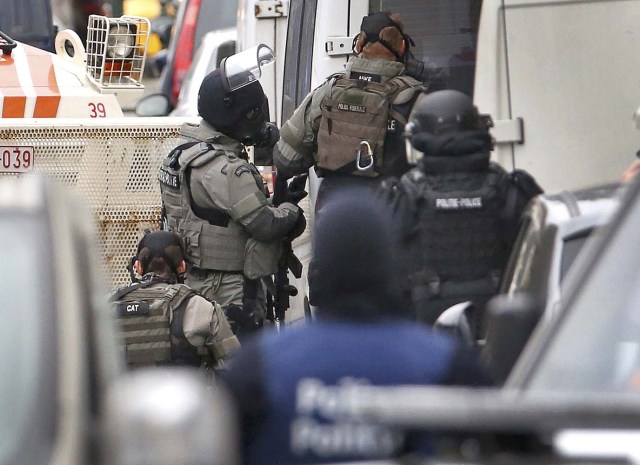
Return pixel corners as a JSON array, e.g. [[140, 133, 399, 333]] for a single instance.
[[147, 32, 163, 56], [123, 0, 162, 18]]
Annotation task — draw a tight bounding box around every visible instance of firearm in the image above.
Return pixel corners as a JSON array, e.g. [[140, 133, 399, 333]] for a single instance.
[[269, 171, 304, 330]]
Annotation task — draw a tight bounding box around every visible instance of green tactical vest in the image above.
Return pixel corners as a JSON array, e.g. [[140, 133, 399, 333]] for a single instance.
[[113, 279, 200, 367], [160, 142, 249, 271], [316, 74, 419, 177]]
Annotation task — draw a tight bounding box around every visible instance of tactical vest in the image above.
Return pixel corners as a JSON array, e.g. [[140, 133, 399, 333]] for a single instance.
[[404, 165, 508, 314], [317, 74, 420, 177], [159, 141, 251, 271], [112, 279, 201, 367]]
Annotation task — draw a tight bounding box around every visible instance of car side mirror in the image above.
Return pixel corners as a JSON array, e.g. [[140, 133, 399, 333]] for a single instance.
[[135, 93, 172, 117], [434, 301, 476, 348], [482, 293, 542, 385], [102, 367, 239, 465]]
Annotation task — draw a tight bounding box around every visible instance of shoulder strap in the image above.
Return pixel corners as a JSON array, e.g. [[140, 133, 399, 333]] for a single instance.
[[169, 284, 198, 310], [387, 76, 422, 124], [167, 141, 201, 169], [111, 276, 174, 302]]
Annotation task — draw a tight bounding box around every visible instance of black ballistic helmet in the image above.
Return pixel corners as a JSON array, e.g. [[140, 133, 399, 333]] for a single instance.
[[406, 90, 490, 137], [136, 231, 186, 276], [197, 68, 268, 134]]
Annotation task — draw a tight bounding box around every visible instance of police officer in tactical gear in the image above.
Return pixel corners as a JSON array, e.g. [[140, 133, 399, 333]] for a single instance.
[[274, 11, 426, 207], [112, 231, 240, 370], [159, 45, 306, 335], [221, 188, 492, 465], [388, 89, 543, 330]]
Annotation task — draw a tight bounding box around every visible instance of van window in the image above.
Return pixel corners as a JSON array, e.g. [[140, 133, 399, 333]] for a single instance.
[[282, 0, 318, 123], [369, 0, 481, 96]]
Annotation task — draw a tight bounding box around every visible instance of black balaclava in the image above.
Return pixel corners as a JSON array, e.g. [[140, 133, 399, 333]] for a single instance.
[[136, 231, 186, 280], [197, 69, 277, 147], [309, 185, 407, 321]]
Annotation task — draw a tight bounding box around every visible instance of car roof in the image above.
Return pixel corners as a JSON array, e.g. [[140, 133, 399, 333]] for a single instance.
[[534, 183, 621, 228]]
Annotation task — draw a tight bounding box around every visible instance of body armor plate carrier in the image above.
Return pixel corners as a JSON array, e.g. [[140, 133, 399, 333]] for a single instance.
[[405, 165, 508, 324], [317, 74, 419, 177], [160, 141, 249, 271], [113, 278, 202, 367]]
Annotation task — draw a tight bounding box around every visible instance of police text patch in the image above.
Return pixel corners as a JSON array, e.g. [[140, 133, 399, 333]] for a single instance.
[[435, 197, 483, 210], [337, 102, 366, 113], [117, 301, 150, 317], [158, 168, 180, 188], [235, 165, 251, 176], [349, 71, 381, 83]]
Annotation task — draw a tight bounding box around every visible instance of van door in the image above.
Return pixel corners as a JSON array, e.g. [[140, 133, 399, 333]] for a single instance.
[[475, 0, 640, 193], [238, 0, 290, 125], [282, 0, 363, 123]]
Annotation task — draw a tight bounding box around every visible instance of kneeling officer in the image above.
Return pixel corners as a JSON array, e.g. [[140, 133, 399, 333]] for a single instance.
[[112, 231, 240, 371]]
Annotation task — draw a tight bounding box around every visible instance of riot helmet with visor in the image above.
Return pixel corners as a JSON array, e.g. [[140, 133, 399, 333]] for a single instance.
[[197, 44, 279, 147]]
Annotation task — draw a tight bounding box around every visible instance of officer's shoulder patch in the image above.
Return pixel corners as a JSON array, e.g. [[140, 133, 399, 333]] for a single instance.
[[221, 164, 228, 175], [116, 301, 150, 317], [235, 165, 251, 176], [158, 168, 180, 188]]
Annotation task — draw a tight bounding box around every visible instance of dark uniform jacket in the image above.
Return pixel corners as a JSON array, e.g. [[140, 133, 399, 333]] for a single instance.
[[221, 319, 492, 465], [387, 132, 542, 326]]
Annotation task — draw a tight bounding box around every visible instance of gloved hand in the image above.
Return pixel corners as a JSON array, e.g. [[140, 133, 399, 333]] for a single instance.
[[255, 123, 280, 148], [286, 173, 308, 204], [288, 207, 306, 240], [226, 303, 263, 334]]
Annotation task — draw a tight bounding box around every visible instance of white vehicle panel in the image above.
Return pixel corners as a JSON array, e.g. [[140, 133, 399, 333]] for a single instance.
[[476, 0, 640, 194]]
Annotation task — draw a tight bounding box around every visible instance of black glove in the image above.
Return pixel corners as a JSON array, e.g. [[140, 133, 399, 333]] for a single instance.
[[286, 173, 308, 204], [255, 123, 280, 148], [226, 303, 263, 334], [288, 207, 306, 240]]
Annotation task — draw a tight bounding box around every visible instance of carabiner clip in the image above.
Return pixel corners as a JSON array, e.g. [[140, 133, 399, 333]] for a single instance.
[[356, 141, 374, 171]]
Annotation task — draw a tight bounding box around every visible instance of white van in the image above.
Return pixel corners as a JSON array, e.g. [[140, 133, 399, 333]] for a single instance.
[[256, 0, 639, 195]]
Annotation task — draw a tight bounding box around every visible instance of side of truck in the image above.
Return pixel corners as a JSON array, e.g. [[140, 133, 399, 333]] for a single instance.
[[0, 16, 197, 289]]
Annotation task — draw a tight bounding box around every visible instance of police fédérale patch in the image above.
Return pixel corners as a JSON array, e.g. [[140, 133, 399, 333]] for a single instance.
[[337, 102, 366, 113]]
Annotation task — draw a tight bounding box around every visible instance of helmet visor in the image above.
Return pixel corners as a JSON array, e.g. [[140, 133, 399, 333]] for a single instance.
[[221, 44, 275, 93]]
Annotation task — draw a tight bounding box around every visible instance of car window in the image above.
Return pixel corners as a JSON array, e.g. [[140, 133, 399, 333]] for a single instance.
[[0, 213, 57, 465], [505, 212, 542, 295], [369, 0, 481, 95], [559, 229, 593, 283]]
